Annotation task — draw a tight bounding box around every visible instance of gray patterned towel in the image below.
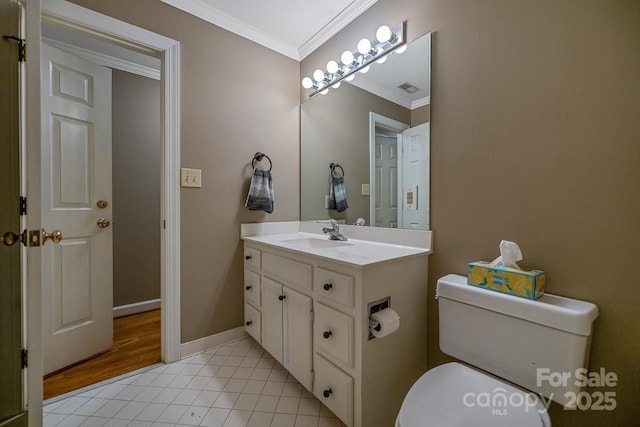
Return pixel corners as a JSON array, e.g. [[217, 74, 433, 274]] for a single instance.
[[329, 176, 348, 212], [245, 168, 274, 213]]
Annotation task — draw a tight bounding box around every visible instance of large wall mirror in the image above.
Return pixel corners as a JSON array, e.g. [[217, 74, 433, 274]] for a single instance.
[[301, 32, 431, 230]]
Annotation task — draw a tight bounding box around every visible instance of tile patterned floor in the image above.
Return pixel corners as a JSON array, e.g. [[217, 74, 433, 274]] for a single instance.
[[44, 337, 346, 427]]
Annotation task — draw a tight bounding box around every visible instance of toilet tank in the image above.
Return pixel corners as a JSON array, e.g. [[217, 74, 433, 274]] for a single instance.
[[436, 274, 598, 407]]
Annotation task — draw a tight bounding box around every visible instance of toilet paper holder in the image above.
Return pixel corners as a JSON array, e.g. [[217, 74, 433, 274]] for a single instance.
[[367, 297, 390, 340]]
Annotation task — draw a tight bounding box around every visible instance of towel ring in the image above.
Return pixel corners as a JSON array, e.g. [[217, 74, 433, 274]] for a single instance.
[[330, 163, 344, 177], [252, 152, 272, 171]]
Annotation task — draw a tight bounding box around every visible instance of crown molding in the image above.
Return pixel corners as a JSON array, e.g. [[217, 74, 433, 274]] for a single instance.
[[161, 0, 377, 61], [412, 96, 430, 109], [298, 0, 378, 60]]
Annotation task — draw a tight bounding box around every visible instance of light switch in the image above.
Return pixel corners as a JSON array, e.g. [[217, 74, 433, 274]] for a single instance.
[[362, 184, 370, 196], [181, 168, 202, 188]]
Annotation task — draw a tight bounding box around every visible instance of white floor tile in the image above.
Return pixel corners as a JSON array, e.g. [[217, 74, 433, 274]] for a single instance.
[[246, 411, 273, 427], [113, 385, 145, 401], [222, 409, 252, 427], [182, 364, 205, 376], [135, 402, 169, 422], [73, 398, 110, 416], [168, 374, 194, 388], [172, 388, 201, 406], [261, 382, 285, 396], [150, 374, 178, 388], [54, 396, 90, 414], [256, 357, 275, 369], [193, 390, 221, 407], [155, 404, 189, 424], [281, 383, 302, 398], [213, 392, 240, 409], [44, 413, 66, 427], [223, 379, 248, 393], [249, 368, 272, 381], [93, 400, 128, 419], [199, 364, 220, 377], [127, 421, 153, 427], [294, 415, 319, 427], [152, 388, 182, 404], [240, 357, 260, 368], [95, 384, 128, 399], [275, 397, 300, 414], [225, 356, 245, 367], [132, 373, 160, 386], [216, 366, 238, 378], [102, 419, 129, 427], [254, 395, 279, 413], [317, 417, 345, 427], [297, 398, 320, 416], [177, 405, 209, 425], [205, 377, 230, 391], [232, 367, 255, 380], [79, 416, 109, 426], [209, 355, 230, 365], [231, 347, 250, 357], [270, 413, 296, 427], [267, 370, 288, 382], [133, 387, 163, 403], [113, 401, 148, 420], [242, 379, 266, 395], [200, 407, 231, 427], [216, 347, 235, 356], [232, 393, 259, 411]]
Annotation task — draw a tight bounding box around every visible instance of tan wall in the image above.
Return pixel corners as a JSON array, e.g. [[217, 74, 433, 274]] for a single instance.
[[71, 0, 300, 342], [301, 83, 410, 225], [411, 104, 429, 127], [112, 70, 161, 307], [303, 0, 640, 425]]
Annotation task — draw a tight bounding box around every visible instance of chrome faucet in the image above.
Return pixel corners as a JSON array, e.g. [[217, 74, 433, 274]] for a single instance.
[[322, 219, 348, 241]]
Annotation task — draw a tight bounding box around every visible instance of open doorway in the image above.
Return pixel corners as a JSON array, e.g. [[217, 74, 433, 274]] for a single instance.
[[40, 22, 163, 400]]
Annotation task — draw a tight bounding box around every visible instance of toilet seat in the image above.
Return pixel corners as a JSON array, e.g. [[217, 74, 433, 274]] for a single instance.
[[396, 362, 550, 427]]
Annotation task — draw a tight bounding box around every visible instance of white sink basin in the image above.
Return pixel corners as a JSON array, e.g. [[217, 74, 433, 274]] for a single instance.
[[281, 237, 353, 249]]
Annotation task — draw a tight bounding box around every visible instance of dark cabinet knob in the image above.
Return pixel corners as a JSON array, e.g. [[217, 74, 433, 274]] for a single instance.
[[323, 330, 332, 339], [245, 255, 252, 260], [278, 295, 286, 301], [323, 388, 333, 398], [323, 283, 333, 290], [245, 285, 252, 290], [245, 320, 253, 326]]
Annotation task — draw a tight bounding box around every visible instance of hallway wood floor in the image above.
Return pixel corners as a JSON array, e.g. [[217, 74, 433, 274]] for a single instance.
[[43, 309, 161, 400]]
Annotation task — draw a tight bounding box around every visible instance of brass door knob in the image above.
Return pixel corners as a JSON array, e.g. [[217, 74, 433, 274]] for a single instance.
[[2, 230, 25, 247], [42, 229, 62, 244], [97, 218, 111, 228]]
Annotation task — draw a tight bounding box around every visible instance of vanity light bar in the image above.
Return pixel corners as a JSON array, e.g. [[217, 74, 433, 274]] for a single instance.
[[302, 22, 406, 97]]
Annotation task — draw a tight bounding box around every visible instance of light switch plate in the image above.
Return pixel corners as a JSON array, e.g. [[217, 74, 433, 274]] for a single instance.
[[181, 168, 202, 188], [362, 184, 370, 196]]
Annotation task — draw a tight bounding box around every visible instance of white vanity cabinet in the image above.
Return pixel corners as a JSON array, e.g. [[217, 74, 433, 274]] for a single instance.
[[242, 235, 429, 427]]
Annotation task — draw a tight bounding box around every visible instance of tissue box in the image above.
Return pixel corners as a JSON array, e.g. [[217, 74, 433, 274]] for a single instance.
[[467, 261, 545, 300]]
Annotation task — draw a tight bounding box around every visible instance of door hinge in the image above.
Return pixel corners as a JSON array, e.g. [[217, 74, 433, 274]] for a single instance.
[[19, 196, 27, 215], [21, 349, 28, 369], [2, 35, 26, 62]]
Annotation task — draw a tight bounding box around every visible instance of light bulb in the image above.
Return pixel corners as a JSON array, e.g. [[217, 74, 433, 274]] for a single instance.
[[359, 65, 370, 74], [345, 74, 355, 82], [326, 60, 339, 74], [376, 55, 388, 64], [395, 44, 407, 54], [376, 25, 392, 43], [341, 50, 354, 65], [331, 82, 341, 89], [301, 77, 314, 89], [313, 69, 325, 82], [357, 38, 371, 55], [320, 88, 329, 95]]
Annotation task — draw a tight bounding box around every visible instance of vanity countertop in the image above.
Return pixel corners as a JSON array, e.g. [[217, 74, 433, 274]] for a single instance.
[[241, 231, 429, 267]]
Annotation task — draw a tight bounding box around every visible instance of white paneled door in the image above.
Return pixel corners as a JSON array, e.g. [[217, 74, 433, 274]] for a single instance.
[[41, 43, 113, 375], [374, 135, 399, 228], [400, 123, 430, 230]]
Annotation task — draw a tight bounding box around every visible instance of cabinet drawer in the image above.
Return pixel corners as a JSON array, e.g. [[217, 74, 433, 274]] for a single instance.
[[314, 354, 353, 426], [263, 252, 312, 291], [314, 268, 354, 307], [244, 269, 261, 307], [244, 302, 261, 343], [244, 246, 261, 269], [314, 302, 353, 368]]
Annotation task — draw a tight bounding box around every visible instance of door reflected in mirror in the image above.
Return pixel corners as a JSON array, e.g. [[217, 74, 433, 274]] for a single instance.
[[300, 32, 431, 230]]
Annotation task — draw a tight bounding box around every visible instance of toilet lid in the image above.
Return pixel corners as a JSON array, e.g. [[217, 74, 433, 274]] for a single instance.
[[397, 363, 547, 427]]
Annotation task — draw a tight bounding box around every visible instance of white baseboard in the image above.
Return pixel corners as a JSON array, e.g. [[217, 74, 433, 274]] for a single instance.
[[180, 327, 248, 359], [113, 298, 161, 318]]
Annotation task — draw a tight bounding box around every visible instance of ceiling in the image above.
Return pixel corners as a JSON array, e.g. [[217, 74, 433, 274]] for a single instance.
[[160, 0, 379, 60]]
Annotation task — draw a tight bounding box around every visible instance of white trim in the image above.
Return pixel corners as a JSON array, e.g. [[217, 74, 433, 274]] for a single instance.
[[180, 327, 248, 359], [411, 96, 430, 110], [351, 78, 430, 110], [42, 37, 161, 80], [40, 0, 182, 370], [113, 299, 161, 318], [160, 0, 378, 61], [298, 0, 379, 60]]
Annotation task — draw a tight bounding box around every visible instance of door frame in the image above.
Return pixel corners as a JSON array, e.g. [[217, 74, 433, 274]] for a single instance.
[[25, 0, 181, 422], [368, 112, 409, 228]]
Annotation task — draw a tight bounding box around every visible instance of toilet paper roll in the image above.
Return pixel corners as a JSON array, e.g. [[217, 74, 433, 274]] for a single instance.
[[370, 308, 400, 338]]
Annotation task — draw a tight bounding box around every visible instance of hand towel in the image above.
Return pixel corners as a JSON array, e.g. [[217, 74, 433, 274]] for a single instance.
[[245, 168, 274, 213], [328, 176, 348, 212]]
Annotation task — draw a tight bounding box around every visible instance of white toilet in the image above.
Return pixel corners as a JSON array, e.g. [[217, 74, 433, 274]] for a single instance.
[[396, 274, 599, 427]]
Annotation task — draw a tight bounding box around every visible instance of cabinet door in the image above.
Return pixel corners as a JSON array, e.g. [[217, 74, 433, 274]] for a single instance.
[[284, 287, 313, 390], [261, 278, 284, 363]]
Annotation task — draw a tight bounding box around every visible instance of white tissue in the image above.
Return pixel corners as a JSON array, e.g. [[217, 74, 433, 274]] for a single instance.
[[491, 240, 523, 269]]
